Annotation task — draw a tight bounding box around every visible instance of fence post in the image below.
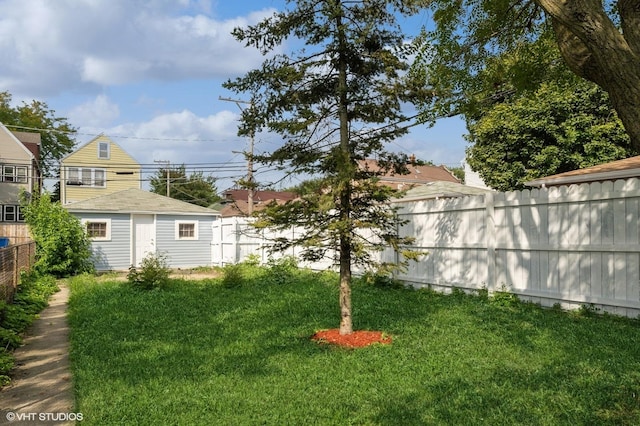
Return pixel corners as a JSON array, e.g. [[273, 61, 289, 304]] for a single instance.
[[12, 245, 19, 293], [485, 192, 496, 293]]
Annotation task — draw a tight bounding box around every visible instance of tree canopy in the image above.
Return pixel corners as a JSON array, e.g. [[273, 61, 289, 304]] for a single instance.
[[413, 0, 640, 151], [149, 164, 221, 207], [459, 31, 633, 190], [0, 91, 76, 178], [467, 78, 632, 191], [224, 0, 425, 335]]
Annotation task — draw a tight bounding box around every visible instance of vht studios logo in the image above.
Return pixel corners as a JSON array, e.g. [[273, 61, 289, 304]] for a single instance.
[[5, 411, 84, 422]]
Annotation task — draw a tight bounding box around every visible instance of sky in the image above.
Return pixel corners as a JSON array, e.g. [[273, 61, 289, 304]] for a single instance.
[[0, 0, 469, 193]]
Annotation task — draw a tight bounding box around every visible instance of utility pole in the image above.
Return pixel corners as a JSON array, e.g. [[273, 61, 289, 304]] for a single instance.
[[219, 96, 255, 215], [154, 160, 170, 197]]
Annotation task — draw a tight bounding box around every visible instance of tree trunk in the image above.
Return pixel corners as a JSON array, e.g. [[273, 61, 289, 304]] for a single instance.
[[535, 0, 640, 151], [336, 1, 353, 335]]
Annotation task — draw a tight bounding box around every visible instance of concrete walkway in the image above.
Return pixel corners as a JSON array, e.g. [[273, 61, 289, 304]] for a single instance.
[[0, 285, 75, 425]]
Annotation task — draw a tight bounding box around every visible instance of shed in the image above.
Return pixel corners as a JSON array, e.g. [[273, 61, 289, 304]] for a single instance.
[[64, 188, 220, 271]]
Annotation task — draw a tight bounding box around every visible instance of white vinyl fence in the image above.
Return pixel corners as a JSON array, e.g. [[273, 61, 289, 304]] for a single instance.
[[212, 178, 640, 317]]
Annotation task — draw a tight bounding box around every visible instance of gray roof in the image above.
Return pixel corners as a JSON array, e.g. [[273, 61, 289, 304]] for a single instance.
[[64, 188, 220, 216], [393, 181, 493, 202]]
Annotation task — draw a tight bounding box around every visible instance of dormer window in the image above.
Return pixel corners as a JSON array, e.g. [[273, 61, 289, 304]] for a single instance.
[[98, 141, 110, 159]]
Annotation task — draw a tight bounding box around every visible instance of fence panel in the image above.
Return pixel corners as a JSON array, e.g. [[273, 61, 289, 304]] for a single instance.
[[0, 242, 36, 303], [211, 178, 640, 317]]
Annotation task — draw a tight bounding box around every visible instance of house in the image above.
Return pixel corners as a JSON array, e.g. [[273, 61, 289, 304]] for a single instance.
[[60, 135, 141, 204], [358, 158, 460, 190], [525, 155, 640, 188], [219, 189, 297, 217], [64, 188, 220, 271], [0, 123, 42, 244]]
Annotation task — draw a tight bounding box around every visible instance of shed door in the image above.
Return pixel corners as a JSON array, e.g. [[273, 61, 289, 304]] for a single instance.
[[132, 214, 155, 266]]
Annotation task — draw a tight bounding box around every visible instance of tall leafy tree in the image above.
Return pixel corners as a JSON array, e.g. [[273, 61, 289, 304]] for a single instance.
[[224, 0, 425, 335], [461, 33, 633, 190], [149, 164, 221, 207], [412, 1, 640, 151], [0, 91, 76, 178], [467, 78, 632, 191]]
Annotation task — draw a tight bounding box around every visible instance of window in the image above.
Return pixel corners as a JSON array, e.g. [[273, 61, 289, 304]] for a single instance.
[[175, 221, 198, 240], [16, 167, 27, 183], [82, 219, 111, 241], [0, 205, 23, 222], [67, 167, 80, 185], [66, 167, 106, 187], [3, 206, 16, 222], [98, 141, 110, 159], [3, 166, 14, 182], [82, 169, 92, 186], [0, 165, 27, 183], [94, 169, 105, 187]]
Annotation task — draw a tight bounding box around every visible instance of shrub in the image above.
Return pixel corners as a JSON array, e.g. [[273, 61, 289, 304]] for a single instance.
[[127, 252, 171, 290], [361, 271, 404, 289], [490, 284, 520, 307], [242, 253, 261, 267], [264, 256, 299, 285], [21, 193, 94, 277], [221, 263, 244, 288]]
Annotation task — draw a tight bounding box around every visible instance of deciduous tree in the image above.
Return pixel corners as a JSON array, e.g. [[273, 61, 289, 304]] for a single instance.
[[149, 164, 221, 207], [414, 1, 640, 151], [0, 91, 76, 178], [224, 0, 425, 335], [460, 33, 633, 190]]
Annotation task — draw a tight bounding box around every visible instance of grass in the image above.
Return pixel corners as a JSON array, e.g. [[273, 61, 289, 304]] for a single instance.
[[68, 267, 640, 425]]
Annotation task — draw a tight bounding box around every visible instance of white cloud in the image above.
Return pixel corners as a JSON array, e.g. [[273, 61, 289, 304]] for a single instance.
[[0, 0, 276, 96], [68, 95, 120, 128]]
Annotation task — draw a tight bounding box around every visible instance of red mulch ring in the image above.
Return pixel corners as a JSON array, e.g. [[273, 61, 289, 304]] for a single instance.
[[311, 329, 392, 348]]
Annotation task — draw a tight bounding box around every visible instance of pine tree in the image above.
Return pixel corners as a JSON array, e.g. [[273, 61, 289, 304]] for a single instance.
[[224, 0, 426, 335]]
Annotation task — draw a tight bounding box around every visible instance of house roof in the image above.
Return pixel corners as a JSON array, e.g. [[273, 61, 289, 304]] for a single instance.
[[219, 199, 286, 217], [223, 189, 297, 203], [393, 181, 493, 202], [525, 155, 640, 187], [358, 159, 460, 185], [64, 188, 220, 216], [10, 131, 41, 158], [0, 123, 38, 160]]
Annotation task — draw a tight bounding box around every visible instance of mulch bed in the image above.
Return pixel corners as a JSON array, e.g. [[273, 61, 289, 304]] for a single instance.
[[311, 329, 392, 348]]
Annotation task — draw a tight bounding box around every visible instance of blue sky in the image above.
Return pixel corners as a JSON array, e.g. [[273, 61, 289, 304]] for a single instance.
[[0, 0, 469, 192]]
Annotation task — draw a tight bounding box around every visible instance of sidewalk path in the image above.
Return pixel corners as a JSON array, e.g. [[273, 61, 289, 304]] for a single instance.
[[0, 284, 75, 425]]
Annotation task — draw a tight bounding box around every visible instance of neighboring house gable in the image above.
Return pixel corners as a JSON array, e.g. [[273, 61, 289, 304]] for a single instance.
[[358, 158, 461, 190], [0, 123, 42, 244], [60, 135, 141, 204], [525, 155, 640, 188], [64, 188, 220, 271], [219, 189, 297, 217]]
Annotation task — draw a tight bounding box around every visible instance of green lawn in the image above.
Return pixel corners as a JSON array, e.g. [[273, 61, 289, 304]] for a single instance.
[[68, 268, 640, 425]]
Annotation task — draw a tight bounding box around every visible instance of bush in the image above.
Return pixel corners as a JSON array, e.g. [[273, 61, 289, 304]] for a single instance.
[[221, 263, 245, 289], [264, 256, 299, 285], [127, 252, 171, 290], [361, 271, 405, 289], [21, 193, 94, 277]]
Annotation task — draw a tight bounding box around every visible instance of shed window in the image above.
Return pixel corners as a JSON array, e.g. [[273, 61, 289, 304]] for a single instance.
[[83, 219, 111, 241], [175, 221, 198, 240]]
